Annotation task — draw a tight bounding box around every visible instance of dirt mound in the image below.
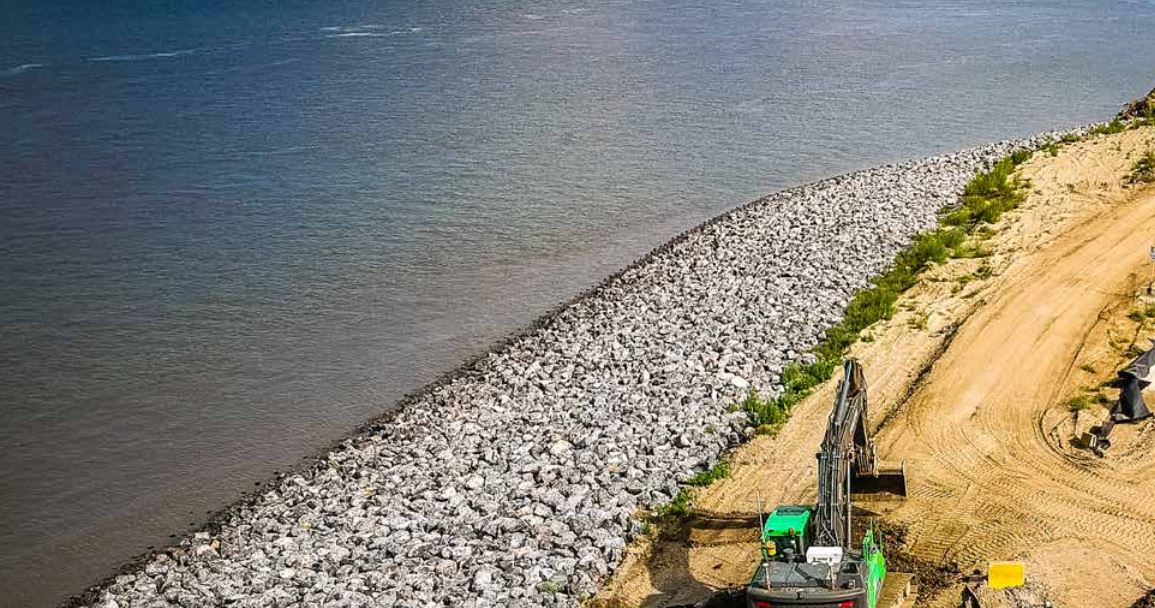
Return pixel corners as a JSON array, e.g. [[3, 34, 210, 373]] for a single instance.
[[876, 521, 958, 599]]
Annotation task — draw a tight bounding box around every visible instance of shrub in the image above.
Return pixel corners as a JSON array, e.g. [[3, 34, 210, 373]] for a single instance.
[[1127, 151, 1155, 184], [654, 488, 694, 519], [1088, 119, 1127, 136], [1068, 395, 1092, 413], [741, 388, 793, 429], [1009, 149, 1033, 164], [943, 155, 1030, 227], [687, 460, 730, 486]]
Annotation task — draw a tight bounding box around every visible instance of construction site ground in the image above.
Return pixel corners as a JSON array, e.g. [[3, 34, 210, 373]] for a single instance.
[[592, 126, 1155, 608]]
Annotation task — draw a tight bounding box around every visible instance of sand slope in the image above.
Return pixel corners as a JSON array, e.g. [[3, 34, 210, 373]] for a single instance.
[[596, 126, 1155, 608]]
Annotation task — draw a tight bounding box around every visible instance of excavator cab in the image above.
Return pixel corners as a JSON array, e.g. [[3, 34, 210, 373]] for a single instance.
[[761, 506, 813, 563]]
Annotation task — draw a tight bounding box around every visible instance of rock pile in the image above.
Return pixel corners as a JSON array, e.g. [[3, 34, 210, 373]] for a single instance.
[[1118, 86, 1155, 120], [83, 132, 1073, 608]]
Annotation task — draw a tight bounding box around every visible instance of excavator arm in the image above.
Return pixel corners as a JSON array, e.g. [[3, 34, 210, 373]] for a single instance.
[[814, 359, 906, 549]]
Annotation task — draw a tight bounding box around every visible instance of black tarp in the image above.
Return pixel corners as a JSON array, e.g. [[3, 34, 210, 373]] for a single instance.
[[1111, 342, 1155, 422]]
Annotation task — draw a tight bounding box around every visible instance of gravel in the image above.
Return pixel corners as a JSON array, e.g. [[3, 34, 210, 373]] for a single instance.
[[78, 131, 1078, 608]]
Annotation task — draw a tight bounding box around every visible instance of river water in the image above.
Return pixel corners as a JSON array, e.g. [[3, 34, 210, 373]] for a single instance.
[[1, 0, 1152, 605]]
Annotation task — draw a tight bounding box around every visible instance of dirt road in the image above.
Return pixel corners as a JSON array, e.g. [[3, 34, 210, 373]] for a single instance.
[[595, 127, 1155, 608]]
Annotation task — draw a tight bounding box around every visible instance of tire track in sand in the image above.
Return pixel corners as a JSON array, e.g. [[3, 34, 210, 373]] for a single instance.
[[878, 149, 1155, 606]]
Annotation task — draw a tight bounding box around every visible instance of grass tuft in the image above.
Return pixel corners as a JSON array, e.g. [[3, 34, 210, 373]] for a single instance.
[[654, 488, 694, 519], [742, 388, 793, 430], [908, 311, 929, 331], [943, 154, 1031, 227], [1068, 395, 1092, 413], [686, 460, 730, 487], [1127, 150, 1155, 185], [1088, 119, 1127, 137]]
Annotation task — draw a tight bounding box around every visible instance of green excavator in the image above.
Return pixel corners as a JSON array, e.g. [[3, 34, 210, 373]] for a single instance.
[[746, 359, 908, 608]]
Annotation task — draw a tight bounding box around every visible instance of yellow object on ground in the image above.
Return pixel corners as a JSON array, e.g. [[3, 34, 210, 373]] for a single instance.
[[987, 562, 1025, 590]]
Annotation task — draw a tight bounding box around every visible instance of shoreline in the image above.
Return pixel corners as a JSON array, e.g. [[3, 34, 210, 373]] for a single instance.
[[67, 131, 1079, 608]]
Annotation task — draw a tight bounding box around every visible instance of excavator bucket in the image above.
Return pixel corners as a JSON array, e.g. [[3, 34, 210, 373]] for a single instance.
[[852, 460, 908, 498]]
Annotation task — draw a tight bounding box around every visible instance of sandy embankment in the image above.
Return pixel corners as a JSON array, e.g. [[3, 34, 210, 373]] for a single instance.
[[596, 126, 1155, 608]]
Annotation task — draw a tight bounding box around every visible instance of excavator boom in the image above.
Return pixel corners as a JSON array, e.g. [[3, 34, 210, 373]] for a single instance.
[[815, 359, 907, 547]]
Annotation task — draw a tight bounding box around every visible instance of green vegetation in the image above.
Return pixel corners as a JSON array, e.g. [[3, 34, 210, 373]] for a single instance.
[[1040, 116, 1155, 161], [957, 262, 993, 287], [742, 227, 977, 427], [1068, 388, 1113, 414], [1127, 150, 1155, 184], [1088, 119, 1127, 137], [741, 150, 1037, 429], [943, 152, 1032, 227], [660, 119, 1155, 523], [754, 423, 779, 436], [686, 460, 730, 486], [538, 581, 561, 594], [974, 263, 994, 281], [952, 240, 992, 259], [743, 388, 791, 432], [651, 463, 729, 519], [1127, 304, 1155, 328], [1068, 395, 1092, 413], [654, 488, 694, 519]]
